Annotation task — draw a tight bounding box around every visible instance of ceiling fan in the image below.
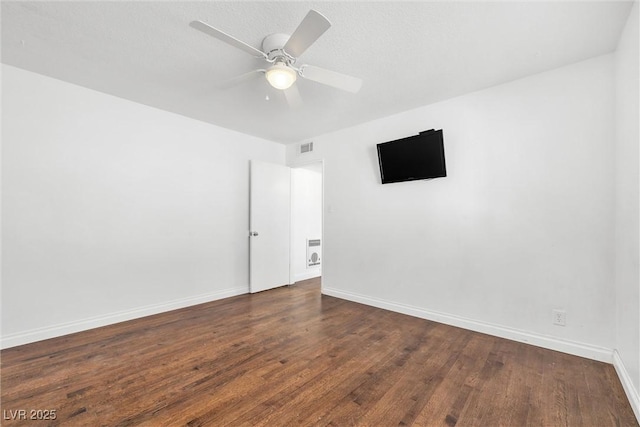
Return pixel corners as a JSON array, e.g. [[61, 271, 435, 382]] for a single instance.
[[190, 10, 362, 106]]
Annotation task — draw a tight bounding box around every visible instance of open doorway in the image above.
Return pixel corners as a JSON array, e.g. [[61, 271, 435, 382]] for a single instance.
[[290, 161, 323, 285]]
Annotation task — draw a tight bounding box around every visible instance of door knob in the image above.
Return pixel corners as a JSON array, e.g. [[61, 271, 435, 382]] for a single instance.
[[249, 231, 259, 237]]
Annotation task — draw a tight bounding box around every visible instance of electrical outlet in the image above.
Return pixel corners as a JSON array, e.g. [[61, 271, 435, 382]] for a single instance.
[[553, 309, 566, 326]]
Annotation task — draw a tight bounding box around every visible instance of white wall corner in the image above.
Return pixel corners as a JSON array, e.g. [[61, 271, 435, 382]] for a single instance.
[[613, 350, 640, 423], [322, 287, 614, 364], [0, 286, 247, 350]]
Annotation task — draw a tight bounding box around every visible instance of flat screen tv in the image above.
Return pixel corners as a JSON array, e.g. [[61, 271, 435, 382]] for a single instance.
[[377, 129, 446, 184]]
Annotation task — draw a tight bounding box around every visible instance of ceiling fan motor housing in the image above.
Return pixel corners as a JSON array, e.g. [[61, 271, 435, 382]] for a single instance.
[[262, 33, 293, 62]]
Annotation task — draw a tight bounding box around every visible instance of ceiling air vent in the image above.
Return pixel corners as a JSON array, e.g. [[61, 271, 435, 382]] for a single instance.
[[300, 142, 313, 154]]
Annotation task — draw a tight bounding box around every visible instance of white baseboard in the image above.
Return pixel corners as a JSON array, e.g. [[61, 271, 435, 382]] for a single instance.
[[0, 286, 247, 349], [322, 287, 613, 363], [294, 270, 321, 283], [613, 350, 640, 423]]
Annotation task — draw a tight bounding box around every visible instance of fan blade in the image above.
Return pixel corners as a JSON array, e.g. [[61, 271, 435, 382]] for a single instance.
[[219, 69, 265, 89], [283, 84, 303, 108], [283, 10, 331, 58], [301, 65, 362, 93], [190, 21, 267, 59]]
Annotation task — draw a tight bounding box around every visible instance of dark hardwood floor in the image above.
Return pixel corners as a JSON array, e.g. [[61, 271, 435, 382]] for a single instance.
[[1, 277, 637, 426]]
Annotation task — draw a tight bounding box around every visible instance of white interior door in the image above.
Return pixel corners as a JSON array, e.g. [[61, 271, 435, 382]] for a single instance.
[[249, 160, 291, 293]]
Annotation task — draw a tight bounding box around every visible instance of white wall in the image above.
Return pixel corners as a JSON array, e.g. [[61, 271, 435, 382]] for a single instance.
[[291, 164, 322, 282], [1, 65, 285, 348], [614, 0, 640, 418], [288, 54, 616, 361]]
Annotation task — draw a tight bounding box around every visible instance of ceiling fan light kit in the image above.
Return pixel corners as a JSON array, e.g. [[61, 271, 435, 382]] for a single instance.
[[190, 9, 362, 104], [266, 62, 297, 90]]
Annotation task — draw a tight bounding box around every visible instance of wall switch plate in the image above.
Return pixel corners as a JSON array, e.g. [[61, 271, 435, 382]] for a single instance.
[[553, 309, 566, 326]]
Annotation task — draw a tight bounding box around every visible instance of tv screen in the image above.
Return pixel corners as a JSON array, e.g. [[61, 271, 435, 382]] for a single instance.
[[377, 129, 446, 184]]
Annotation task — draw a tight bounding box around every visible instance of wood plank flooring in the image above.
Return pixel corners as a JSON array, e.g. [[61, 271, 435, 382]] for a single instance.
[[1, 278, 637, 426]]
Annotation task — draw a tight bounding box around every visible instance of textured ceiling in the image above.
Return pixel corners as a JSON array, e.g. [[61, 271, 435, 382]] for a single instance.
[[1, 1, 633, 144]]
